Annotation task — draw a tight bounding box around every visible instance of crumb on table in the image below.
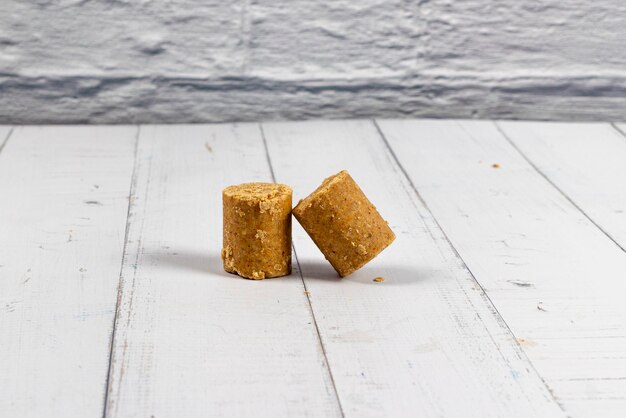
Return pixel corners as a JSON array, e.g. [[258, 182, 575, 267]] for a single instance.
[[373, 276, 385, 282], [491, 163, 500, 169]]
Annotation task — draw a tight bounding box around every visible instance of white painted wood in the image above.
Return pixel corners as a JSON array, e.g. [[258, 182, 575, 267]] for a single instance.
[[262, 120, 564, 417], [497, 121, 626, 251], [378, 119, 626, 417], [0, 126, 137, 417], [105, 124, 340, 418]]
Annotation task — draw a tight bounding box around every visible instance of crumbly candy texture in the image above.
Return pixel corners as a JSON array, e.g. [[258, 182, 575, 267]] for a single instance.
[[222, 183, 292, 279], [293, 170, 395, 277]]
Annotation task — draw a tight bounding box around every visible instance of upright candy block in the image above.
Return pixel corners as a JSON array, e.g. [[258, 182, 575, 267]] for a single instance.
[[222, 183, 292, 279], [293, 170, 395, 277]]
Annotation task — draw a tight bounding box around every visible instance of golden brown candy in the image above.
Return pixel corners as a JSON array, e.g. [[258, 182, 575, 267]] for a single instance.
[[293, 170, 395, 277], [222, 183, 292, 279]]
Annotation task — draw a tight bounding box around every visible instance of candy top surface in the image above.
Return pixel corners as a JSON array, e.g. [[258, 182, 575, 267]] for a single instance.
[[295, 170, 348, 211], [223, 182, 291, 202]]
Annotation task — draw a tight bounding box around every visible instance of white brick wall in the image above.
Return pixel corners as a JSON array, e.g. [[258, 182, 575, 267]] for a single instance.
[[1, 0, 625, 123]]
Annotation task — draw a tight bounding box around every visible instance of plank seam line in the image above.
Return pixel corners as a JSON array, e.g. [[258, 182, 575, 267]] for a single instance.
[[102, 125, 141, 418], [372, 119, 566, 413], [495, 121, 625, 254], [0, 127, 15, 155], [610, 122, 626, 143], [259, 123, 346, 418], [370, 118, 549, 407]]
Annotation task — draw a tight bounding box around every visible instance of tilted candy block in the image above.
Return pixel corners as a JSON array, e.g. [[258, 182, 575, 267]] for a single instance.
[[293, 170, 395, 277]]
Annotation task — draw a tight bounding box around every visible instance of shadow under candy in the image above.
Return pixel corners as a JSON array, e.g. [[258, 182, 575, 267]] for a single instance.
[[152, 248, 430, 286]]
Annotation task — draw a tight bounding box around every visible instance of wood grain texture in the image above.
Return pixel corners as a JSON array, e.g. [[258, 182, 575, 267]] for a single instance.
[[378, 119, 626, 417], [261, 120, 564, 417], [105, 124, 341, 418], [496, 122, 625, 250], [0, 126, 137, 417], [1, 1, 626, 123]]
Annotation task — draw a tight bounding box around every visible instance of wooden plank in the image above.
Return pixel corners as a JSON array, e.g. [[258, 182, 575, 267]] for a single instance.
[[496, 121, 626, 251], [0, 126, 137, 417], [105, 124, 340, 418], [378, 119, 626, 417], [262, 120, 564, 417]]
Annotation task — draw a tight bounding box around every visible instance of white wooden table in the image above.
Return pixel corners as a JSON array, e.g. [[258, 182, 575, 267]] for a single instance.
[[1, 120, 625, 418]]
